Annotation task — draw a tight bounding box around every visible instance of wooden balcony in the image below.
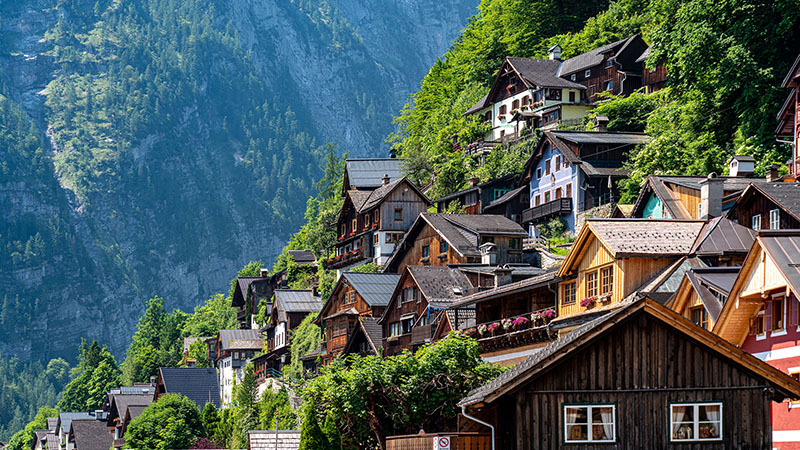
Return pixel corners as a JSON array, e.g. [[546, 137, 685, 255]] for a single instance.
[[464, 309, 557, 353], [410, 324, 433, 345], [522, 198, 572, 224], [325, 247, 369, 270]]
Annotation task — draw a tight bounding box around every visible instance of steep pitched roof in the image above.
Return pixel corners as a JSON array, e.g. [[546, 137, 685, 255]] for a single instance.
[[745, 182, 800, 222], [757, 231, 800, 295], [46, 418, 58, 433], [344, 159, 403, 191], [484, 185, 527, 210], [558, 35, 638, 77], [408, 266, 474, 307], [107, 394, 153, 424], [70, 419, 113, 450], [218, 329, 263, 351], [126, 405, 148, 422], [287, 250, 316, 265], [690, 217, 755, 256], [587, 219, 705, 257], [506, 57, 585, 89], [159, 367, 221, 408], [632, 175, 766, 219], [45, 433, 58, 450], [343, 316, 384, 355], [459, 299, 800, 407], [358, 177, 431, 212], [232, 276, 261, 307], [448, 269, 559, 309], [685, 267, 739, 321], [341, 272, 401, 307], [58, 413, 94, 435], [635, 46, 652, 63]]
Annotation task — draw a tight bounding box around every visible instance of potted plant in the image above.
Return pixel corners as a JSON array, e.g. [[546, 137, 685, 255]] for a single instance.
[[531, 312, 543, 326], [598, 293, 611, 303], [463, 328, 476, 337], [487, 322, 500, 335], [512, 316, 529, 330], [540, 309, 556, 323], [501, 318, 513, 331], [477, 324, 488, 336], [580, 297, 597, 308]]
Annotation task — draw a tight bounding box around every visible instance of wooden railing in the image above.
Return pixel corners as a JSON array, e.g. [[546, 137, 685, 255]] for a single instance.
[[326, 248, 368, 269], [465, 308, 557, 352], [522, 198, 572, 224], [410, 324, 434, 345]]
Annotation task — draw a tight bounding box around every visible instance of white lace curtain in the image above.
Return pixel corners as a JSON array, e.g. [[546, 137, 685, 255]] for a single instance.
[[600, 408, 613, 440]]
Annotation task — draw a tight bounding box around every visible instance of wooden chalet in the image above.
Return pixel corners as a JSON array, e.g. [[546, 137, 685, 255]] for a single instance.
[[383, 213, 528, 274], [713, 230, 800, 449], [726, 181, 800, 231], [379, 266, 473, 356], [103, 386, 154, 449], [518, 128, 648, 234], [557, 35, 648, 103], [68, 419, 113, 450], [554, 219, 705, 327], [313, 272, 400, 365], [331, 176, 430, 272], [444, 270, 559, 365], [341, 316, 384, 359], [231, 268, 289, 329], [342, 158, 403, 195], [154, 367, 221, 409], [631, 161, 766, 220], [434, 175, 516, 215], [777, 54, 800, 177], [636, 46, 667, 93], [457, 299, 800, 449], [481, 185, 529, 224], [258, 290, 321, 375], [667, 266, 739, 332]]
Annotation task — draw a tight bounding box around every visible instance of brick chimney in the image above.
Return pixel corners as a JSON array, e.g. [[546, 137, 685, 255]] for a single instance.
[[594, 115, 609, 132], [699, 172, 723, 219], [766, 164, 781, 182], [469, 176, 479, 187], [382, 173, 390, 185], [493, 265, 514, 287]]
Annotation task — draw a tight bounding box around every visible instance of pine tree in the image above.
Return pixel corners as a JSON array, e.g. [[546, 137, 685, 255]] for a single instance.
[[200, 403, 219, 438], [322, 412, 342, 450], [298, 403, 329, 450]]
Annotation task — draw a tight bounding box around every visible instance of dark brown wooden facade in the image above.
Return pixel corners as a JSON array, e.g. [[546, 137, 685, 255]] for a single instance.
[[381, 269, 435, 357], [726, 183, 800, 231], [460, 300, 800, 450], [642, 60, 667, 93], [434, 176, 517, 216]]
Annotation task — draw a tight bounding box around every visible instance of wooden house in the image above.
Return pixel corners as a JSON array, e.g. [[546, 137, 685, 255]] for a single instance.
[[636, 46, 667, 93], [434, 175, 516, 216], [379, 266, 473, 356], [68, 419, 113, 450], [331, 176, 431, 273], [725, 181, 800, 231], [777, 54, 800, 177], [208, 329, 263, 405], [630, 161, 765, 220], [383, 213, 528, 274], [713, 230, 800, 449], [342, 316, 384, 359], [231, 268, 289, 329], [154, 367, 221, 409], [444, 270, 559, 365], [258, 290, 321, 374], [105, 390, 152, 449], [313, 272, 400, 365], [518, 128, 648, 234], [464, 54, 588, 147], [482, 186, 529, 224], [342, 158, 403, 195], [554, 219, 705, 326], [667, 266, 740, 332], [457, 299, 800, 450], [687, 216, 756, 267]]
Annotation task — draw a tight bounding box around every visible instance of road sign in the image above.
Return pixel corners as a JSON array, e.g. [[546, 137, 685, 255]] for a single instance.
[[434, 436, 450, 450]]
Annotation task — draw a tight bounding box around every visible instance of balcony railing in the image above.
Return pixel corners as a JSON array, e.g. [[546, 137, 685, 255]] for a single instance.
[[459, 308, 557, 353], [522, 198, 572, 224], [325, 248, 368, 269], [410, 324, 433, 345]]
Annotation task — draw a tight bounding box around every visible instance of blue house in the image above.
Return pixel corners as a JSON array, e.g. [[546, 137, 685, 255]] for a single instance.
[[518, 126, 649, 235]]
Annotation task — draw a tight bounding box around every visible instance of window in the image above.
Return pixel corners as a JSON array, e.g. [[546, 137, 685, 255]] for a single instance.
[[751, 214, 761, 230], [569, 91, 576, 103], [584, 69, 591, 78], [401, 317, 414, 333], [466, 191, 478, 206], [493, 189, 510, 200], [440, 240, 449, 253], [536, 168, 542, 179], [555, 188, 562, 199], [481, 236, 495, 245], [534, 194, 540, 206], [692, 306, 710, 330], [555, 155, 561, 170], [544, 191, 551, 203], [422, 245, 430, 258], [522, 96, 530, 105], [564, 404, 615, 443], [509, 238, 521, 250], [751, 310, 765, 336], [600, 266, 613, 296], [670, 403, 722, 442], [545, 160, 551, 176], [770, 209, 780, 230], [596, 145, 609, 160], [605, 80, 613, 91], [512, 99, 519, 110], [772, 297, 785, 332], [605, 58, 613, 68], [563, 282, 576, 305], [484, 111, 492, 122], [571, 74, 576, 81], [347, 292, 357, 305], [499, 104, 507, 115], [390, 322, 402, 337], [394, 208, 403, 221], [374, 233, 379, 245], [365, 214, 371, 226], [402, 287, 418, 303], [586, 271, 598, 298], [565, 183, 572, 198], [351, 218, 357, 231], [340, 224, 346, 236]]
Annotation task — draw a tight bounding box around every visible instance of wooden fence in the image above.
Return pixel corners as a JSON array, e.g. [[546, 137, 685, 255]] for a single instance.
[[386, 432, 491, 450]]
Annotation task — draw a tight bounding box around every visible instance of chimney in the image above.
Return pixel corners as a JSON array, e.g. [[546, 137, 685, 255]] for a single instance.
[[260, 268, 269, 277], [469, 176, 479, 187], [593, 115, 609, 132], [548, 44, 562, 61], [382, 173, 390, 185], [766, 164, 781, 182], [699, 172, 723, 219], [480, 242, 497, 265], [728, 155, 755, 177], [493, 265, 513, 287], [149, 375, 157, 387]]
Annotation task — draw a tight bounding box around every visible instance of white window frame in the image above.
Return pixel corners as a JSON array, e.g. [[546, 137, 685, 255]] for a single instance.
[[563, 404, 616, 443], [571, 74, 576, 81], [584, 69, 591, 78], [669, 402, 723, 443], [751, 214, 761, 230], [770, 208, 780, 230]]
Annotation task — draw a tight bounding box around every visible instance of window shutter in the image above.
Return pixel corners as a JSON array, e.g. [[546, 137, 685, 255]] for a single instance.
[[790, 296, 799, 328], [765, 302, 773, 332], [748, 318, 756, 336]]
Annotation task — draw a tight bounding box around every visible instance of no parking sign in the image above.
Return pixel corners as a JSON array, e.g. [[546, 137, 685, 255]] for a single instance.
[[434, 436, 450, 450]]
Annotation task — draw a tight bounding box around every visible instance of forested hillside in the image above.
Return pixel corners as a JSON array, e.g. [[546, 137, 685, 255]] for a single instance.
[[0, 0, 477, 362], [391, 0, 800, 200]]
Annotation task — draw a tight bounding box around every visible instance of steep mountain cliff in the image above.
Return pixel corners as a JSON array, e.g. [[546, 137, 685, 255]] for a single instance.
[[0, 0, 477, 361]]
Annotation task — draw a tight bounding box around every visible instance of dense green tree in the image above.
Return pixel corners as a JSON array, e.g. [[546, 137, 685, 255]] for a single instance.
[[122, 296, 185, 384], [182, 293, 237, 339], [259, 384, 298, 430], [58, 339, 120, 412], [298, 402, 329, 450], [200, 402, 220, 438], [285, 313, 322, 379], [0, 355, 69, 440], [185, 339, 211, 368], [4, 407, 59, 450], [323, 412, 343, 450], [124, 394, 203, 450]]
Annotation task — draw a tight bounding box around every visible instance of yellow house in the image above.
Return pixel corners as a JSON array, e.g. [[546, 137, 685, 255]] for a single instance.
[[555, 219, 705, 324]]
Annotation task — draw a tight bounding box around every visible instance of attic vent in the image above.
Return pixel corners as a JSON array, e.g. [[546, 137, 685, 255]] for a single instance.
[[452, 287, 463, 296]]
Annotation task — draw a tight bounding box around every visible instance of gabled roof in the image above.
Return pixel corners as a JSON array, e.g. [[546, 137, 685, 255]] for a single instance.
[[558, 35, 640, 77], [343, 316, 383, 355], [483, 185, 527, 211], [635, 46, 651, 63], [407, 266, 474, 308], [341, 272, 401, 307], [734, 182, 800, 223], [359, 177, 431, 212], [58, 413, 94, 435], [107, 394, 153, 424], [232, 276, 261, 307], [158, 367, 221, 408], [551, 130, 650, 146], [273, 290, 321, 323], [459, 298, 800, 407], [685, 266, 739, 321], [45, 433, 58, 450], [46, 418, 58, 433], [690, 217, 755, 256], [448, 269, 559, 309], [781, 53, 800, 88], [287, 250, 316, 265], [632, 175, 766, 219], [125, 405, 148, 422], [70, 419, 113, 450], [506, 57, 585, 89], [343, 158, 403, 192], [217, 329, 263, 351]]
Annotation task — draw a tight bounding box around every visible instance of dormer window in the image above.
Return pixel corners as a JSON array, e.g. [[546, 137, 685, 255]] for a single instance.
[[584, 69, 591, 78]]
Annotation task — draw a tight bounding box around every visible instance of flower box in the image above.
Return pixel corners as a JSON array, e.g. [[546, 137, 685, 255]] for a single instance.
[[501, 318, 513, 331], [512, 316, 529, 329], [580, 297, 597, 308], [598, 294, 611, 303], [477, 324, 488, 336]]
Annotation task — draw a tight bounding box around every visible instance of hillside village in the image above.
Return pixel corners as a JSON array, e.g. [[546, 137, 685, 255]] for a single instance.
[[10, 41, 800, 450]]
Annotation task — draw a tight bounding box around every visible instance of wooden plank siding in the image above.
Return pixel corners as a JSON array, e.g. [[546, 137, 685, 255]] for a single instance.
[[320, 280, 386, 365], [394, 224, 471, 274], [382, 272, 433, 356], [728, 192, 800, 231], [379, 186, 429, 232], [672, 185, 701, 219], [494, 314, 774, 449]]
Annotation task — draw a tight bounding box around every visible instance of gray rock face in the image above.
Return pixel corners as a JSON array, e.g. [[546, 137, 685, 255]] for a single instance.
[[0, 0, 476, 361]]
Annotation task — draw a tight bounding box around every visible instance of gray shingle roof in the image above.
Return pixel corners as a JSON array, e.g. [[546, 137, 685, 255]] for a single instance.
[[274, 290, 321, 313], [757, 231, 800, 296], [345, 159, 403, 190], [587, 219, 705, 257], [691, 217, 755, 256], [550, 130, 650, 145], [342, 272, 401, 307], [635, 46, 651, 63], [484, 185, 527, 210], [507, 57, 586, 89], [448, 269, 559, 309], [46, 418, 58, 433], [159, 367, 221, 408], [108, 394, 152, 423], [70, 419, 113, 450], [750, 182, 800, 222], [45, 433, 58, 450], [346, 190, 372, 212], [408, 266, 474, 307], [126, 405, 148, 422], [558, 35, 636, 77], [58, 413, 94, 435], [465, 93, 490, 115], [288, 250, 316, 265], [218, 329, 263, 351]]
